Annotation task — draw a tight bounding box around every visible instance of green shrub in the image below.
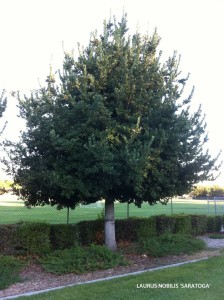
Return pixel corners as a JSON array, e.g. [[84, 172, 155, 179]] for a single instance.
[[50, 224, 79, 250], [115, 217, 156, 242], [77, 217, 157, 245], [39, 244, 126, 275], [136, 217, 157, 240], [13, 222, 51, 256], [138, 233, 205, 257], [0, 225, 17, 255], [154, 215, 176, 235], [190, 215, 208, 235], [207, 216, 215, 232], [0, 214, 221, 257], [0, 255, 25, 290], [173, 215, 192, 234], [78, 220, 104, 245], [207, 216, 223, 233]]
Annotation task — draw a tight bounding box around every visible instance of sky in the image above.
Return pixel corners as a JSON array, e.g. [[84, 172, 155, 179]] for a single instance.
[[0, 0, 223, 184]]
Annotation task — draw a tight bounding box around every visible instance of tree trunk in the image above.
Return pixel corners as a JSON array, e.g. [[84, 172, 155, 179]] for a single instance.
[[104, 199, 117, 251]]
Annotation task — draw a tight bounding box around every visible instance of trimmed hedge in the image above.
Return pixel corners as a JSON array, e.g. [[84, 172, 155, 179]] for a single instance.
[[13, 222, 51, 256], [173, 215, 192, 234], [154, 215, 192, 235], [0, 225, 17, 255], [154, 215, 176, 235], [0, 214, 224, 256], [50, 224, 79, 250], [207, 216, 223, 233], [115, 217, 156, 242], [190, 215, 208, 235], [77, 218, 157, 245], [78, 220, 104, 245]]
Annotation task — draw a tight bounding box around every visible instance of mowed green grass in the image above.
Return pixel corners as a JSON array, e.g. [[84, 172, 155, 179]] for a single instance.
[[17, 253, 224, 300], [0, 194, 223, 224]]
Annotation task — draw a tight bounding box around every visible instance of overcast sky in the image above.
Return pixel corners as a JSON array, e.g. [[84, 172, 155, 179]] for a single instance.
[[0, 0, 223, 184]]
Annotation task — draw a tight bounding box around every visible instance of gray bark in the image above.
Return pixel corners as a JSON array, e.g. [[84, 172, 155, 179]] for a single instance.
[[104, 199, 117, 251]]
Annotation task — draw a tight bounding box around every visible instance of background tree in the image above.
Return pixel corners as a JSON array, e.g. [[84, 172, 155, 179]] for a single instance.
[[5, 15, 221, 250], [191, 185, 224, 198], [0, 180, 13, 195], [0, 89, 7, 195], [0, 89, 7, 136]]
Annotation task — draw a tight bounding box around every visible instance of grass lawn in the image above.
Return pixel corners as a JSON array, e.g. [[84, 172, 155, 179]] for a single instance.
[[16, 253, 224, 300], [0, 193, 223, 224]]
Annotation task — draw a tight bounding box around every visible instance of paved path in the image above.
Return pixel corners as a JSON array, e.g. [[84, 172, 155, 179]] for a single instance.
[[199, 236, 224, 248]]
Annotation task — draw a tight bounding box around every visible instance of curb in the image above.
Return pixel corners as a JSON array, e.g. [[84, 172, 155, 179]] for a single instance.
[[0, 257, 209, 300]]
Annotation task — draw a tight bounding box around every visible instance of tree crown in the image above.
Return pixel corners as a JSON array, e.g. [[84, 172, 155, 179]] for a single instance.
[[5, 14, 221, 209]]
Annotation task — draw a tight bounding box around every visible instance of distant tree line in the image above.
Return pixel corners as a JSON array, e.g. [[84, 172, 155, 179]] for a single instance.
[[191, 185, 224, 198], [0, 180, 13, 195]]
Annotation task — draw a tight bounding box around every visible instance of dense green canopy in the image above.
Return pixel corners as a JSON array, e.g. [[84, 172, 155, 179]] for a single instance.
[[4, 15, 221, 249]]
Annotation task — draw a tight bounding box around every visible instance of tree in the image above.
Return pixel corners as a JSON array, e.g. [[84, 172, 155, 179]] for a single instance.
[[0, 180, 13, 195], [191, 185, 224, 198], [191, 185, 210, 197], [5, 15, 221, 250], [0, 89, 7, 136], [0, 89, 7, 195]]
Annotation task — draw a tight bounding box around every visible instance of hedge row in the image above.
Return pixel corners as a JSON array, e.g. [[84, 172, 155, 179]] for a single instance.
[[0, 214, 223, 256]]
